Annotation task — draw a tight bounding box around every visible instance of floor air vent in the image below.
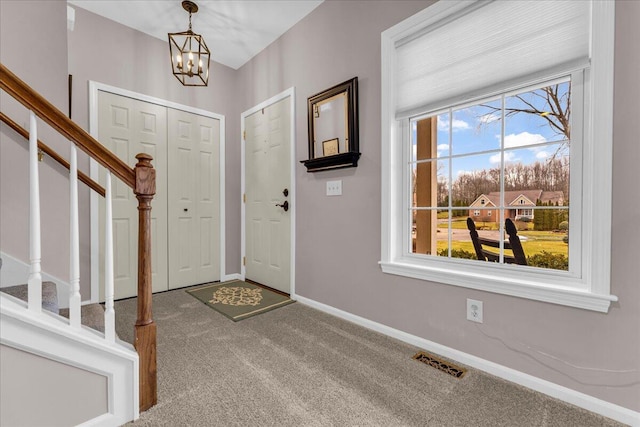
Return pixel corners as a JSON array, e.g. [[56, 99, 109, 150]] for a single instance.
[[412, 351, 467, 378]]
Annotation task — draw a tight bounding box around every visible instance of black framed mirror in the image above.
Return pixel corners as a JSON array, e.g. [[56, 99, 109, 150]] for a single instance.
[[301, 77, 360, 172]]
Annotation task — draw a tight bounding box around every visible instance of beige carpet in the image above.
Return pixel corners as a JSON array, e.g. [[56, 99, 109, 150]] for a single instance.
[[115, 288, 622, 426]]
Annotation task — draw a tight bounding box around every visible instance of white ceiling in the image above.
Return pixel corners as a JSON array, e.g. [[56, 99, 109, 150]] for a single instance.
[[68, 0, 323, 70]]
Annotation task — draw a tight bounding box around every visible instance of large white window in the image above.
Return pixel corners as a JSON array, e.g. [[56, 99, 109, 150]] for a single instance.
[[380, 0, 616, 312]]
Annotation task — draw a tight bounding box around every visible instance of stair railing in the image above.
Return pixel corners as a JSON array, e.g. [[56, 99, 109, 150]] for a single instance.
[[0, 63, 157, 411], [0, 111, 106, 196]]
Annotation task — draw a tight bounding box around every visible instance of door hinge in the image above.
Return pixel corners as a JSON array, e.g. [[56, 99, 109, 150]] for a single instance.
[[243, 130, 246, 140], [243, 193, 246, 203], [243, 257, 246, 266]]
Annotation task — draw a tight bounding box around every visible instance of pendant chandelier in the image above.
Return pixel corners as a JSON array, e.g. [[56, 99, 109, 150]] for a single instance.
[[168, 1, 210, 87]]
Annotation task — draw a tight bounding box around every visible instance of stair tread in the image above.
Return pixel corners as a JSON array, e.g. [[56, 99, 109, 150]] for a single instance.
[[0, 282, 58, 314], [59, 303, 106, 333]]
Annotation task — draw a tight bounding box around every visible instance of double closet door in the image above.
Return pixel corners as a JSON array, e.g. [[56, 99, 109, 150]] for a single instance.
[[98, 91, 220, 300]]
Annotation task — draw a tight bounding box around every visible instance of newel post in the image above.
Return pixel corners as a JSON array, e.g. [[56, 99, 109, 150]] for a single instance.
[[133, 153, 157, 411]]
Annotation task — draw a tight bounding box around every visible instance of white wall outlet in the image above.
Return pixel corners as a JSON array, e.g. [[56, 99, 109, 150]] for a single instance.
[[466, 299, 483, 323], [326, 180, 342, 196]]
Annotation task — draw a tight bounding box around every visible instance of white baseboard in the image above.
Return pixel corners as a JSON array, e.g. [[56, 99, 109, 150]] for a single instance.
[[0, 251, 77, 309], [293, 294, 640, 427]]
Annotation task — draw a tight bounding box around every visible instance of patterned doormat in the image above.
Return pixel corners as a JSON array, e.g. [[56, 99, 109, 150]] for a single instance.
[[186, 280, 294, 322]]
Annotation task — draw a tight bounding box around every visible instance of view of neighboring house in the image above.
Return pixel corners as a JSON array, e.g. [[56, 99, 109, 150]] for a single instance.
[[468, 190, 564, 222]]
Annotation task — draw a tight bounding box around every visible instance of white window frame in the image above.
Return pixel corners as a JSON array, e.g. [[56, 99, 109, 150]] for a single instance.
[[380, 0, 617, 312]]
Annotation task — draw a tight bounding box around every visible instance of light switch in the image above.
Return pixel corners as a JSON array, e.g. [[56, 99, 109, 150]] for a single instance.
[[326, 180, 342, 196]]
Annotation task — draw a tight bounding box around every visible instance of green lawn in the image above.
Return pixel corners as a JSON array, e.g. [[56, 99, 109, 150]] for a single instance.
[[428, 216, 568, 257], [438, 218, 539, 231], [437, 239, 568, 257]]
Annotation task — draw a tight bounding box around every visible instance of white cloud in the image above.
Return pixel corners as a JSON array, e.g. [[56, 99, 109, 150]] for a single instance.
[[536, 150, 549, 160], [438, 116, 470, 132], [479, 112, 500, 125], [490, 151, 517, 164], [452, 119, 470, 131], [504, 132, 547, 148], [437, 143, 449, 152]]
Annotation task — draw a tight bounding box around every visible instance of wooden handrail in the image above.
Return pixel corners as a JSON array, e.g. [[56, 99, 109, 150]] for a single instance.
[[1, 112, 106, 197], [0, 63, 135, 189]]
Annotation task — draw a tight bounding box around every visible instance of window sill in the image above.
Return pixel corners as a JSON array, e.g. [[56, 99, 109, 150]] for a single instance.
[[379, 259, 617, 313]]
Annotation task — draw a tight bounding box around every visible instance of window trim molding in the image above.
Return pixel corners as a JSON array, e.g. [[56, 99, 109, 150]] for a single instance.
[[380, 0, 617, 312]]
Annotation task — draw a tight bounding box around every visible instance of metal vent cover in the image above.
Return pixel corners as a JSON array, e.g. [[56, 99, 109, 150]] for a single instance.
[[412, 351, 467, 378]]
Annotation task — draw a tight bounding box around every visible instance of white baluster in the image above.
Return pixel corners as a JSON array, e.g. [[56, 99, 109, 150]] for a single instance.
[[104, 171, 116, 342], [69, 144, 81, 328], [27, 111, 42, 312]]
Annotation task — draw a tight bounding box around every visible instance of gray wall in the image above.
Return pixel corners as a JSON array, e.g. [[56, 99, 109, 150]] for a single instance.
[[1, 0, 71, 285], [0, 344, 108, 426], [236, 0, 640, 412]]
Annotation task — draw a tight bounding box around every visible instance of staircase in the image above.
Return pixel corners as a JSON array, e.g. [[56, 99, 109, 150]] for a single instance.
[[0, 63, 158, 426], [2, 282, 59, 314], [2, 282, 109, 333], [0, 281, 138, 426]]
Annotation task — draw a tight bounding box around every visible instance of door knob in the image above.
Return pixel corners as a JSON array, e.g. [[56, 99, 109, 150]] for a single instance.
[[184, 208, 188, 212], [283, 188, 289, 197], [275, 200, 289, 212]]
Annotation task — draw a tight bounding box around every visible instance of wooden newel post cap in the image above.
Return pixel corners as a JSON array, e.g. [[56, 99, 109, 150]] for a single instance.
[[135, 153, 156, 196], [135, 153, 154, 167]]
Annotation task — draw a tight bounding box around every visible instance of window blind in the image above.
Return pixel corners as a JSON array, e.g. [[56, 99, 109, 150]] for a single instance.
[[395, 0, 590, 118]]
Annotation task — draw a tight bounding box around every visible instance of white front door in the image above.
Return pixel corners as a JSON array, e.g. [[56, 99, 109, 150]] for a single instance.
[[168, 109, 221, 289], [98, 91, 168, 299], [244, 96, 292, 293]]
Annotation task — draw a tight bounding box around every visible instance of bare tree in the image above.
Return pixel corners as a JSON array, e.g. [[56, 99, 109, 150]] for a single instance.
[[478, 83, 571, 155]]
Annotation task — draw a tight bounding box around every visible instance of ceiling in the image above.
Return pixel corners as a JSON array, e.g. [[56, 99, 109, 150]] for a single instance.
[[68, 0, 323, 70]]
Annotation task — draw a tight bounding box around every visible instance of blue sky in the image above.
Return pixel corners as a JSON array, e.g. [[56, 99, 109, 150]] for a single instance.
[[412, 81, 570, 182]]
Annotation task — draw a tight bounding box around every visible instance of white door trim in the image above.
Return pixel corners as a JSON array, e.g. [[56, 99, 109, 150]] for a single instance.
[[240, 87, 296, 296], [88, 81, 226, 303]]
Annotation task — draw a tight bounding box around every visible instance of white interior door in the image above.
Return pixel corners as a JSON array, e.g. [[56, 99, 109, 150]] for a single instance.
[[245, 97, 291, 293], [168, 109, 220, 289], [98, 91, 168, 299]]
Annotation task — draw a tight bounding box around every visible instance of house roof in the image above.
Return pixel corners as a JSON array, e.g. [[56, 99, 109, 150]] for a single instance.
[[470, 190, 564, 208]]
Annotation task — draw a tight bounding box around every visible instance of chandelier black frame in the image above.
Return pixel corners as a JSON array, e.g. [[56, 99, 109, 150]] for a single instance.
[[168, 0, 210, 86]]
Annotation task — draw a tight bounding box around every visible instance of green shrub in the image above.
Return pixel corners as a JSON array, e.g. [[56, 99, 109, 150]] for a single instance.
[[527, 251, 568, 270], [559, 221, 569, 231], [438, 248, 477, 260]]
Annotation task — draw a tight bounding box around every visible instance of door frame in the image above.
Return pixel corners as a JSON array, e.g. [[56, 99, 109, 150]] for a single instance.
[[88, 81, 226, 303], [240, 87, 296, 297]]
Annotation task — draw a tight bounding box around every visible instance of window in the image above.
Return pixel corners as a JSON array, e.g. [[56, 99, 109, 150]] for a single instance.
[[381, 0, 616, 312], [410, 79, 572, 271]]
